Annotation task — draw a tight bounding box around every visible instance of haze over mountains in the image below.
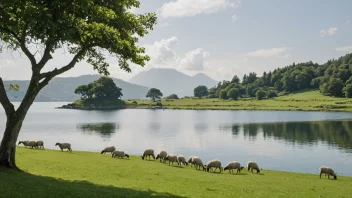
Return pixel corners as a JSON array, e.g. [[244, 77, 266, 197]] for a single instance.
[[129, 68, 218, 97], [4, 69, 218, 102]]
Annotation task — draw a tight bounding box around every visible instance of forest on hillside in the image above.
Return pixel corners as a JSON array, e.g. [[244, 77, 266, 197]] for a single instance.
[[201, 53, 352, 100]]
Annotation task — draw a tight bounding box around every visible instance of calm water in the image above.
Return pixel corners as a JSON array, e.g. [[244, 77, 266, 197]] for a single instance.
[[1, 103, 352, 176]]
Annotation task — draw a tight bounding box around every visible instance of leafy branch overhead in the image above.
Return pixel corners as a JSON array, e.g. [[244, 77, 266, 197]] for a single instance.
[[6, 84, 20, 92]]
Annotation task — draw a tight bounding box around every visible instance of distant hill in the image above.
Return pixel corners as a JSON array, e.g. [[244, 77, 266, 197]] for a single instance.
[[5, 75, 150, 102], [129, 68, 218, 97]]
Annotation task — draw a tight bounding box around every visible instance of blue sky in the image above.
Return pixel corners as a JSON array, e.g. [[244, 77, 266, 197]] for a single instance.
[[1, 0, 351, 81]]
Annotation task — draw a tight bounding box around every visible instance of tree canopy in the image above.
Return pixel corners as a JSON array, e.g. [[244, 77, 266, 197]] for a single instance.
[[0, 0, 157, 170], [194, 85, 208, 98], [146, 88, 163, 102], [75, 76, 122, 100]]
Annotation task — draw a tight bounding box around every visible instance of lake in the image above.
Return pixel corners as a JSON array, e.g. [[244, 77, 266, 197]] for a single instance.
[[1, 102, 352, 176]]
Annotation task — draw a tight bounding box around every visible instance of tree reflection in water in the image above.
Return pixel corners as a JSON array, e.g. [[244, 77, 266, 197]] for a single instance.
[[77, 123, 118, 138]]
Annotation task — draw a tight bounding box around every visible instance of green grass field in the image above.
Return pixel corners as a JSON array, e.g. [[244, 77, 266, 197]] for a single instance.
[[1, 147, 351, 198], [126, 90, 352, 112]]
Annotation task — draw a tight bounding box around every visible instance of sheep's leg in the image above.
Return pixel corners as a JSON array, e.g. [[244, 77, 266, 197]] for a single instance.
[[320, 172, 322, 178], [328, 174, 330, 179]]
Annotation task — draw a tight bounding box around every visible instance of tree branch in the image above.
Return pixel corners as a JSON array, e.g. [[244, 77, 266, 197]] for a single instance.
[[0, 77, 15, 116], [38, 48, 88, 89]]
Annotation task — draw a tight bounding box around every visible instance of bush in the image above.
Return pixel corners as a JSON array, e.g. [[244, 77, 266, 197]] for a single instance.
[[219, 90, 228, 99], [227, 88, 240, 100], [165, 94, 179, 99], [343, 84, 352, 98], [155, 102, 162, 106], [256, 90, 266, 100], [267, 90, 278, 98], [132, 101, 137, 105]]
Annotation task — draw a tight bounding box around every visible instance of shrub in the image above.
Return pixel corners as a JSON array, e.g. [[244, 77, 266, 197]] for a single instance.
[[227, 88, 240, 100], [256, 90, 266, 100], [267, 90, 278, 98], [219, 90, 228, 99]]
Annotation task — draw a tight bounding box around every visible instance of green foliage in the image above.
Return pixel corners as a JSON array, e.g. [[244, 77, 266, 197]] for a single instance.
[[343, 84, 352, 98], [218, 90, 228, 99], [194, 85, 208, 98], [321, 78, 344, 97], [231, 75, 240, 84], [227, 88, 240, 100], [6, 84, 20, 92], [256, 89, 266, 100], [7, 147, 352, 198], [146, 88, 163, 102], [165, 94, 179, 100], [74, 76, 122, 100], [267, 90, 278, 98]]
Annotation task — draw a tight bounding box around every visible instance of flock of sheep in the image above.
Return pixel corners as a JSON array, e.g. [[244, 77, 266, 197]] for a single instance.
[[18, 141, 338, 180]]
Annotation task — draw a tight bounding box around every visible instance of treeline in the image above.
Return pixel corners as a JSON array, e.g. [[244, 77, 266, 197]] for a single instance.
[[194, 53, 352, 99]]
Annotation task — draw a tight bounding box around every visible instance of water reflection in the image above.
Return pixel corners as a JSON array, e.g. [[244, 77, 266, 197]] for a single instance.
[[77, 123, 118, 138], [221, 120, 352, 152]]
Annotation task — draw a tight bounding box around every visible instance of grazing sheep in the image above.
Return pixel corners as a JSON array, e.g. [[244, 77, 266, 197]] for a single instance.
[[192, 157, 205, 170], [18, 140, 30, 147], [156, 151, 168, 163], [205, 160, 222, 173], [166, 154, 178, 166], [141, 149, 155, 160], [101, 146, 116, 154], [35, 140, 44, 149], [177, 155, 188, 166], [26, 141, 37, 149], [224, 161, 244, 174], [247, 161, 260, 174], [55, 143, 72, 152], [112, 151, 130, 159], [319, 166, 337, 180], [187, 156, 198, 167]]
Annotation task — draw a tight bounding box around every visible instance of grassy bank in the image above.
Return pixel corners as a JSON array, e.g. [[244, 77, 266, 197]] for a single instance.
[[126, 90, 352, 112], [1, 147, 351, 198]]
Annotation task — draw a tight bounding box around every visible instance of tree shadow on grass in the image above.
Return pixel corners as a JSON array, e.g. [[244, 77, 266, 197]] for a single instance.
[[0, 168, 185, 198]]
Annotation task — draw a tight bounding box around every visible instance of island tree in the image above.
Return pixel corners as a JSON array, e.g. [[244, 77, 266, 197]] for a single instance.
[[75, 76, 122, 100], [0, 0, 157, 170], [194, 85, 208, 98], [146, 88, 163, 102]]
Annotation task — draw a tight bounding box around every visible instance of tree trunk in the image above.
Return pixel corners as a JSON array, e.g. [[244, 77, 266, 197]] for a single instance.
[[0, 113, 24, 170]]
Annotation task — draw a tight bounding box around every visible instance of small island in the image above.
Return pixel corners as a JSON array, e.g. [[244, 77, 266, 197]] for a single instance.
[[58, 76, 125, 110]]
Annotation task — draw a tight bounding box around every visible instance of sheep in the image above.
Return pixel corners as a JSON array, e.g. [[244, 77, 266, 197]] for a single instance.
[[55, 142, 72, 152], [166, 154, 178, 166], [141, 149, 155, 160], [187, 156, 198, 167], [192, 157, 205, 171], [319, 166, 337, 180], [35, 140, 44, 149], [112, 150, 130, 159], [205, 160, 222, 173], [224, 161, 244, 174], [156, 151, 168, 163], [101, 146, 116, 154], [18, 140, 30, 147], [247, 161, 260, 174], [26, 141, 37, 149], [177, 155, 188, 166]]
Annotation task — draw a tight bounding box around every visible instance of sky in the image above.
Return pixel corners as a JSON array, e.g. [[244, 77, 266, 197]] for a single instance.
[[1, 0, 352, 82]]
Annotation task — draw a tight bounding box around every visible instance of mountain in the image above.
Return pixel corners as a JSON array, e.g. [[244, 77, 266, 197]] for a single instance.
[[129, 68, 218, 97], [5, 75, 149, 102]]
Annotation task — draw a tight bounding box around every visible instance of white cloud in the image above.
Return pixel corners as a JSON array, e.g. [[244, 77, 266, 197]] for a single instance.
[[246, 48, 288, 58], [232, 14, 237, 23], [320, 27, 338, 36], [335, 46, 352, 52], [180, 48, 210, 71], [159, 0, 240, 18]]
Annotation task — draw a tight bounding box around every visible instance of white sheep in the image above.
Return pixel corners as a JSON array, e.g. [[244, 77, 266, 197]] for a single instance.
[[177, 155, 188, 166], [101, 146, 116, 154], [112, 150, 130, 159], [55, 142, 72, 152], [247, 161, 260, 174], [156, 151, 168, 163], [224, 161, 244, 174], [205, 160, 222, 173], [18, 140, 30, 148], [319, 166, 337, 180], [192, 157, 205, 170], [141, 149, 155, 160], [187, 156, 198, 167], [26, 141, 37, 149], [35, 140, 44, 149], [166, 154, 178, 166]]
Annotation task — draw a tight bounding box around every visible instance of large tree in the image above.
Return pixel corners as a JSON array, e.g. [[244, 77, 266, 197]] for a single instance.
[[75, 76, 122, 99], [0, 0, 156, 170], [194, 85, 208, 98], [146, 88, 163, 102]]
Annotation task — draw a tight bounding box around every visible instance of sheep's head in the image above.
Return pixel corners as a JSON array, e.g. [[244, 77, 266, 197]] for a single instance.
[[224, 166, 229, 171], [156, 154, 160, 160], [18, 141, 22, 145], [125, 154, 130, 158], [240, 166, 244, 170], [55, 143, 59, 146], [141, 155, 145, 160], [257, 169, 260, 174]]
